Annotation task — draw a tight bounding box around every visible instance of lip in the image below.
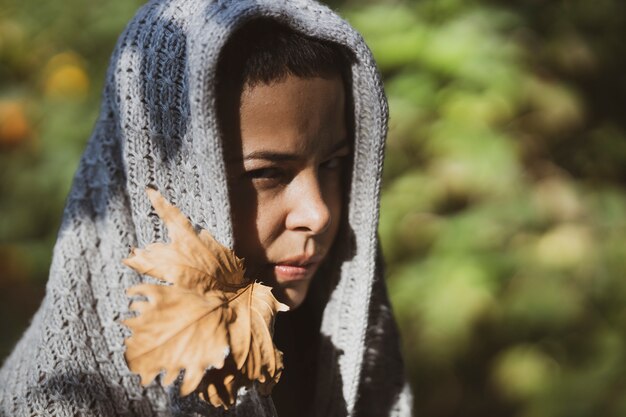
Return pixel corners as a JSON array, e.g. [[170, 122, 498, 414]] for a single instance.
[[272, 254, 323, 282]]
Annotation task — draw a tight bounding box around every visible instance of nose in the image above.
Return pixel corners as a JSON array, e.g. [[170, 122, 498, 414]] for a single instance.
[[285, 171, 332, 235]]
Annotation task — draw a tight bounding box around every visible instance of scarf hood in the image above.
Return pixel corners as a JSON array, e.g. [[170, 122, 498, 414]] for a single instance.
[[0, 1, 412, 416]]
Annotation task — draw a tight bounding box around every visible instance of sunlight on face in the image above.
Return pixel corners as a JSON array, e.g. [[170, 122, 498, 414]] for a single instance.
[[225, 75, 349, 309]]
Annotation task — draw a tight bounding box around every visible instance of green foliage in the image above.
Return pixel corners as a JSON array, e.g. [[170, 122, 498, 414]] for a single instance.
[[345, 0, 626, 416], [0, 0, 145, 358]]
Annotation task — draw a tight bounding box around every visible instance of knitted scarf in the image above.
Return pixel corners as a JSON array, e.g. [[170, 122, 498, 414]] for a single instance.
[[0, 0, 413, 416]]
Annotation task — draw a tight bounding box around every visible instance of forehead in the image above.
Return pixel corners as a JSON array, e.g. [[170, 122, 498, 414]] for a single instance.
[[235, 75, 348, 158]]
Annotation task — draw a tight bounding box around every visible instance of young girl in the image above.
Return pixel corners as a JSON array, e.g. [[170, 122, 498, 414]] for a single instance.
[[0, 1, 412, 416]]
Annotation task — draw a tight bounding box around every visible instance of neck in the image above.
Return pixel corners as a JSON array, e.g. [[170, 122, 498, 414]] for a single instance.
[[272, 288, 323, 417]]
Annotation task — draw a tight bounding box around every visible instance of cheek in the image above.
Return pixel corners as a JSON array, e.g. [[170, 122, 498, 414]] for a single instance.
[[322, 172, 345, 238], [230, 185, 253, 226], [251, 195, 286, 243], [230, 184, 259, 256], [231, 185, 285, 260]]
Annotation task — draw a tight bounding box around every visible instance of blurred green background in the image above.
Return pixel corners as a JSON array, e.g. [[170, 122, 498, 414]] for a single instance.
[[2, 0, 626, 415]]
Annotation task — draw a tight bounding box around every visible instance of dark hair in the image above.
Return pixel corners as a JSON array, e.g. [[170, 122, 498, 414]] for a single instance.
[[216, 18, 354, 90]]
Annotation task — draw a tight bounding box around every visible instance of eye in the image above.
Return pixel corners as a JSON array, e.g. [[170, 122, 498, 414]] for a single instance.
[[320, 155, 346, 170], [244, 167, 292, 190], [247, 167, 283, 180]]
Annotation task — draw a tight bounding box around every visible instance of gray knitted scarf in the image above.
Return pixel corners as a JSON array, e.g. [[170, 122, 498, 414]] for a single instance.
[[0, 0, 412, 416]]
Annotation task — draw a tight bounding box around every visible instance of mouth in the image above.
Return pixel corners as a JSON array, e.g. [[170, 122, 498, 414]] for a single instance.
[[271, 254, 323, 283]]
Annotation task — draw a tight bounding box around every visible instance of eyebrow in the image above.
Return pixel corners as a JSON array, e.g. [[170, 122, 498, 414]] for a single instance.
[[241, 139, 350, 162]]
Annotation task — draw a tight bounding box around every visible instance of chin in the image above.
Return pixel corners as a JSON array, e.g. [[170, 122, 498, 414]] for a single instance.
[[276, 283, 310, 310]]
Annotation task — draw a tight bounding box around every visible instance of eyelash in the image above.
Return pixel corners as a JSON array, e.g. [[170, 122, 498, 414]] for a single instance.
[[248, 167, 284, 180], [245, 156, 347, 185], [320, 156, 345, 170]]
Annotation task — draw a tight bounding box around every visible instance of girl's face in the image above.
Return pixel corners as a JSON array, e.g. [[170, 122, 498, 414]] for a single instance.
[[225, 74, 349, 309]]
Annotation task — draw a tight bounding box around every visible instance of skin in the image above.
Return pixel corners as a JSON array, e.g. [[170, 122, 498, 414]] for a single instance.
[[224, 74, 349, 310]]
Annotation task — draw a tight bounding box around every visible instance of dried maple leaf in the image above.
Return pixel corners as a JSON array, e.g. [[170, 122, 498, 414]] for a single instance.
[[122, 188, 289, 408]]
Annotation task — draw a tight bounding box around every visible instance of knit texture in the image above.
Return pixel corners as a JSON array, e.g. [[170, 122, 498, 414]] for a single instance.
[[0, 0, 413, 416]]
